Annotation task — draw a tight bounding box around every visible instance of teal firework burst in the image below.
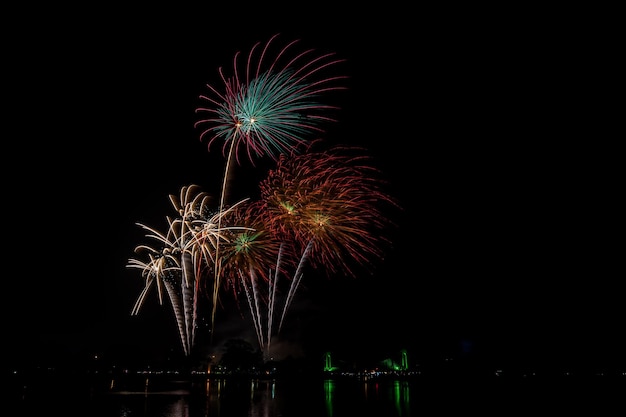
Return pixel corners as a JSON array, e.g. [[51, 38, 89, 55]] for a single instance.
[[195, 33, 347, 165]]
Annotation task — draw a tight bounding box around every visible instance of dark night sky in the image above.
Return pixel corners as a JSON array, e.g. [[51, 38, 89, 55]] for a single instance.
[[4, 6, 621, 372]]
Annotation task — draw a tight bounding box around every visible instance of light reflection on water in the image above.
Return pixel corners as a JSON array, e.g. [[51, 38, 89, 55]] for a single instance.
[[11, 374, 417, 417], [11, 373, 623, 416], [102, 377, 382, 417]]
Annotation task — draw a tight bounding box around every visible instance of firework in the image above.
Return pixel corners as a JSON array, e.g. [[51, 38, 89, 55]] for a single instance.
[[127, 184, 249, 356], [126, 222, 188, 352], [195, 33, 347, 165], [259, 142, 398, 275], [127, 35, 399, 360], [257, 141, 399, 334]]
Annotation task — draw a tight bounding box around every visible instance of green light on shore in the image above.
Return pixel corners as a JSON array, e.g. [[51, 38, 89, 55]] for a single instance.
[[324, 352, 338, 372]]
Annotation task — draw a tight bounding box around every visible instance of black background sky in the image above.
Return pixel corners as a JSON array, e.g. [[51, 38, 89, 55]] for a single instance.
[[4, 6, 621, 372]]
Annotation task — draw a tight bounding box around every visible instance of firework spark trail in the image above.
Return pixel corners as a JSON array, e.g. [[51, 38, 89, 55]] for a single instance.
[[170, 185, 213, 354], [277, 239, 312, 334], [266, 243, 285, 356], [251, 269, 266, 349], [239, 269, 264, 349]]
